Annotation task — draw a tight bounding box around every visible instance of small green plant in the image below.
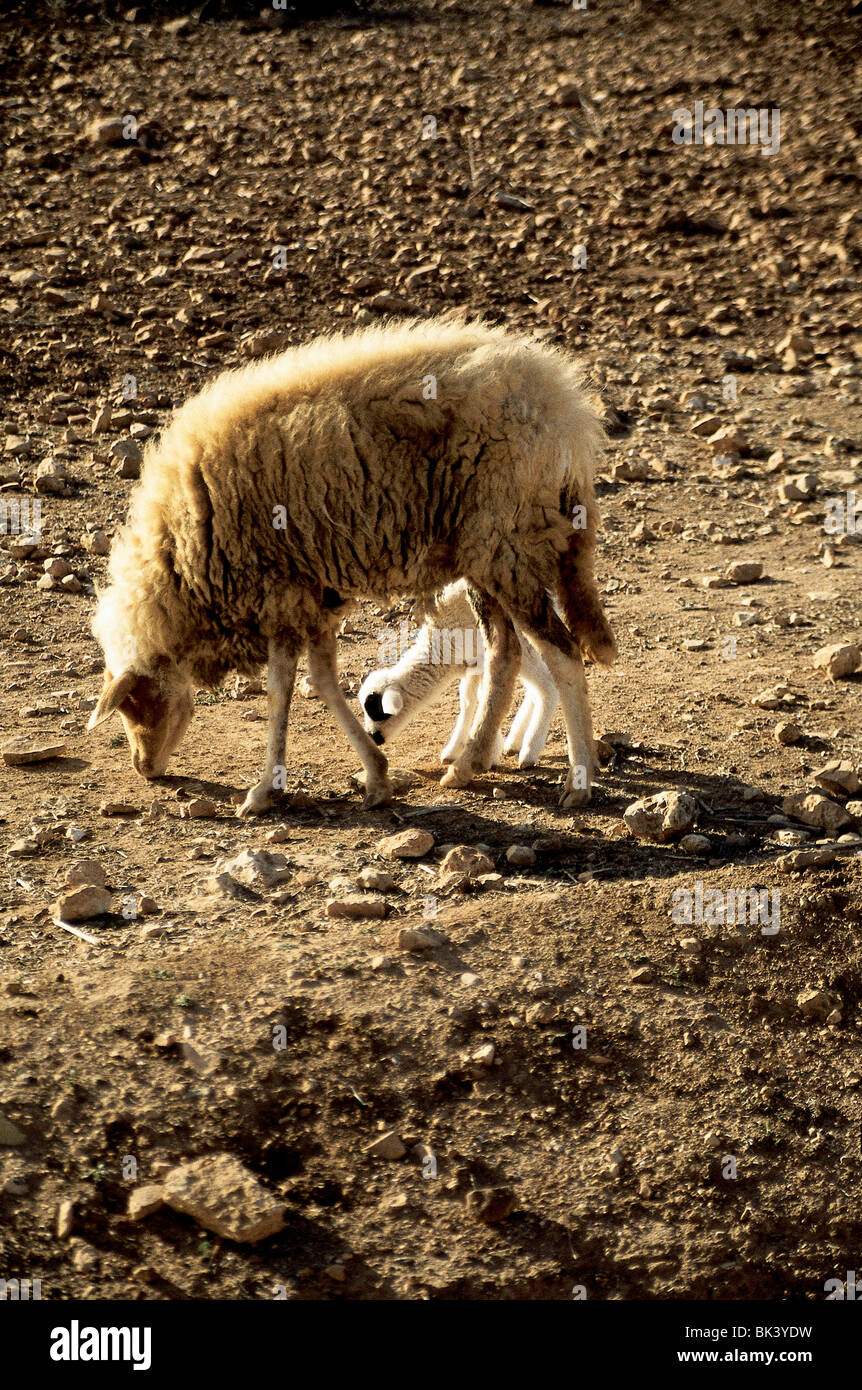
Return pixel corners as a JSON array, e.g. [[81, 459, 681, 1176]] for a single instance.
[[174, 992, 195, 1009]]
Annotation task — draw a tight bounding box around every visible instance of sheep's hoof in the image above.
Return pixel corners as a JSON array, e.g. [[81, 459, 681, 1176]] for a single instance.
[[362, 779, 393, 810], [518, 752, 539, 769], [560, 783, 591, 809], [236, 787, 276, 817], [440, 762, 476, 789]]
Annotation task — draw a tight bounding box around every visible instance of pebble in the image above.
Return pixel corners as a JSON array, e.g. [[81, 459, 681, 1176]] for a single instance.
[[356, 866, 396, 891], [397, 926, 444, 952], [679, 833, 711, 855], [56, 1200, 75, 1239], [65, 859, 107, 888], [100, 802, 139, 816], [111, 439, 143, 478], [365, 1132, 406, 1160], [325, 894, 387, 919], [128, 1185, 165, 1221], [0, 1115, 26, 1146], [726, 561, 764, 584], [378, 829, 434, 859], [465, 1186, 515, 1223], [181, 796, 218, 819], [774, 721, 803, 746], [797, 988, 837, 1021], [505, 844, 536, 868]]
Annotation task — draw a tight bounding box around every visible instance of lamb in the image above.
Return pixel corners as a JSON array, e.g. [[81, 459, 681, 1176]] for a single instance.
[[87, 314, 616, 813], [357, 580, 559, 769]]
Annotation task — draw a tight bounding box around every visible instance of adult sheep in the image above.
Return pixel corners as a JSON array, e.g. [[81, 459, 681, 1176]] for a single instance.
[[87, 315, 616, 813]]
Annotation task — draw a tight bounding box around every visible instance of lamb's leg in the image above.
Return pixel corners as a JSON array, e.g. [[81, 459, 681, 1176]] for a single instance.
[[440, 595, 519, 788], [504, 684, 535, 756], [515, 635, 558, 768], [237, 642, 298, 817], [441, 672, 481, 764], [516, 604, 596, 807], [308, 633, 393, 808]]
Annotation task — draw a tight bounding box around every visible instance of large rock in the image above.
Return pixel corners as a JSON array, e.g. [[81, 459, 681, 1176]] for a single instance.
[[812, 643, 862, 681], [437, 844, 495, 890], [812, 761, 861, 800], [54, 883, 112, 922], [782, 792, 854, 836], [163, 1154, 285, 1244], [623, 789, 699, 842]]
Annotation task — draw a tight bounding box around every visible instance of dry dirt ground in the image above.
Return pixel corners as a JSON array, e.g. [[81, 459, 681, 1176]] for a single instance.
[[1, 0, 861, 1302]]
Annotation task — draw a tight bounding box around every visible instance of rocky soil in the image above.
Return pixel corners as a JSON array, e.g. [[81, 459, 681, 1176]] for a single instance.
[[1, 0, 861, 1300]]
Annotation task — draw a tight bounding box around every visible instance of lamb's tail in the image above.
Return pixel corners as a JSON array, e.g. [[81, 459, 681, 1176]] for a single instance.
[[557, 523, 617, 666]]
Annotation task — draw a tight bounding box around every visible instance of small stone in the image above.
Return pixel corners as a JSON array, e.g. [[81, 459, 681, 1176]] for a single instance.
[[397, 926, 444, 952], [181, 796, 217, 819], [778, 473, 818, 502], [356, 866, 396, 892], [163, 1153, 285, 1244], [679, 834, 712, 855], [56, 1199, 75, 1239], [465, 1186, 515, 1223], [623, 789, 698, 842], [54, 883, 112, 922], [35, 458, 69, 494], [99, 801, 139, 817], [525, 1001, 555, 1024], [797, 988, 835, 1021], [378, 829, 434, 859], [774, 721, 803, 746], [726, 561, 764, 584], [65, 859, 107, 888], [85, 530, 110, 556], [630, 965, 656, 984], [778, 848, 836, 872], [505, 844, 536, 868], [325, 894, 387, 919], [0, 1115, 26, 1146], [366, 1131, 406, 1160], [128, 1185, 165, 1221], [216, 848, 291, 890], [86, 117, 128, 146], [111, 439, 143, 478], [472, 1043, 496, 1066]]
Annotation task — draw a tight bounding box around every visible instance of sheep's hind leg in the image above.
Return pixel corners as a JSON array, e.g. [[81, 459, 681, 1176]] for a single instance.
[[440, 595, 519, 788], [308, 633, 393, 808], [237, 642, 298, 817]]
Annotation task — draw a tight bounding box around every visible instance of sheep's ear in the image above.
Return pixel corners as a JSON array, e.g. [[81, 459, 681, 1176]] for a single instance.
[[86, 668, 138, 729], [381, 687, 404, 716]]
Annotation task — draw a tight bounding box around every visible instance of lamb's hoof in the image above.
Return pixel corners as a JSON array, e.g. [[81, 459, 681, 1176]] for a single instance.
[[362, 778, 393, 810], [560, 784, 591, 809], [518, 752, 539, 769], [236, 787, 276, 817]]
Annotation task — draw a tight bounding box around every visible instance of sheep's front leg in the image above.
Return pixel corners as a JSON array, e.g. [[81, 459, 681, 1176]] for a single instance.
[[308, 634, 393, 808], [440, 598, 519, 788], [237, 643, 298, 817]]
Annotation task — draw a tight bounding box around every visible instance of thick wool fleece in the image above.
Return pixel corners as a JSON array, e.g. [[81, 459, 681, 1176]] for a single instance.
[[93, 315, 609, 685]]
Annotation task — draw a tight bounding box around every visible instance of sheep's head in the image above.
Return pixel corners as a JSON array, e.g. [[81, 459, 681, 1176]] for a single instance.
[[87, 659, 195, 778], [357, 670, 408, 746]]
